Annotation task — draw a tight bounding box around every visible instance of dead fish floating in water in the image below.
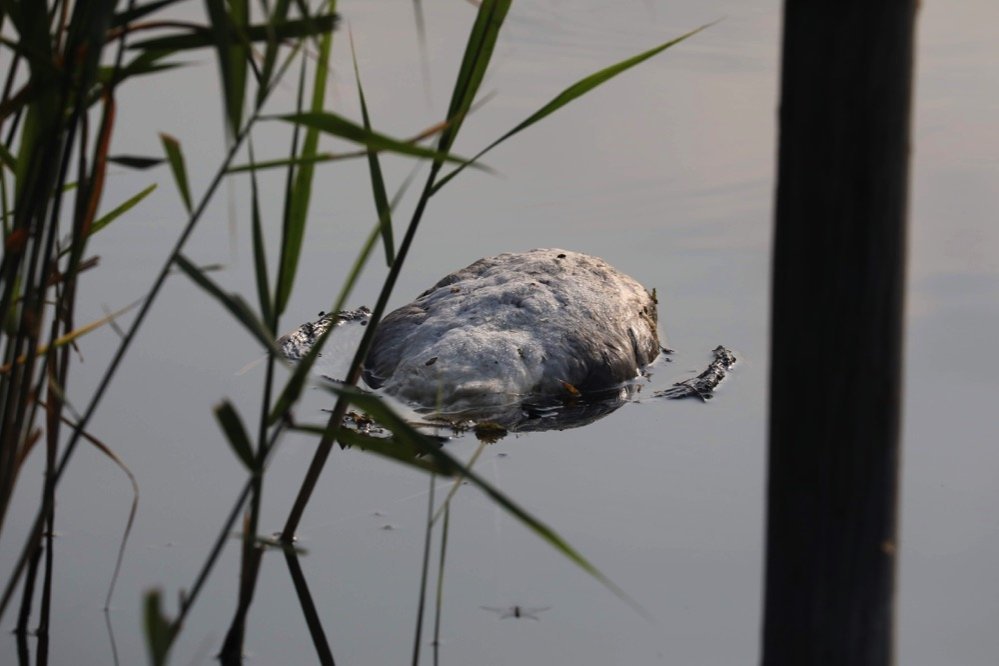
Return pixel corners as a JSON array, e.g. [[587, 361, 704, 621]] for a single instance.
[[278, 249, 660, 416], [277, 249, 734, 428], [364, 249, 660, 410]]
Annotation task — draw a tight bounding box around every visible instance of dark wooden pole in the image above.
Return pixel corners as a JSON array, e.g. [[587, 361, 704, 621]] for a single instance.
[[763, 3, 916, 664]]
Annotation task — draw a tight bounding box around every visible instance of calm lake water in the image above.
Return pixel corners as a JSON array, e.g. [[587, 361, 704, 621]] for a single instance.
[[3, 0, 998, 664]]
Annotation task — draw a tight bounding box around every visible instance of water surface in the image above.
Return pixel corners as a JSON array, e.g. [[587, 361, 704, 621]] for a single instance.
[[2, 1, 996, 664]]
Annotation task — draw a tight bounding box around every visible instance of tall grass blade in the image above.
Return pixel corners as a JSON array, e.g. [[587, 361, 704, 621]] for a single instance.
[[433, 504, 450, 666], [433, 24, 710, 193], [349, 31, 395, 265], [128, 14, 339, 51], [277, 13, 334, 313], [410, 0, 433, 105], [433, 439, 486, 523], [204, 0, 248, 135], [274, 112, 474, 165], [412, 475, 436, 666], [277, 0, 513, 543], [159, 133, 192, 213], [257, 0, 293, 105], [174, 254, 276, 351], [0, 143, 16, 171], [283, 550, 336, 665], [112, 0, 186, 28], [101, 49, 184, 86], [266, 221, 380, 425], [214, 401, 256, 471], [107, 155, 164, 170], [55, 415, 138, 610], [436, 0, 512, 158], [247, 144, 273, 326], [143, 590, 175, 666], [58, 184, 157, 257], [292, 423, 451, 475], [0, 300, 140, 374]]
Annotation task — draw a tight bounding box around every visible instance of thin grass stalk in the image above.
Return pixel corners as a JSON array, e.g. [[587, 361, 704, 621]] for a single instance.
[[410, 0, 432, 106], [0, 49, 21, 112], [0, 101, 262, 620], [279, 165, 441, 541], [172, 482, 253, 636], [35, 347, 66, 647], [0, 124, 68, 533], [284, 549, 336, 665], [2, 0, 98, 530], [15, 537, 42, 635], [0, 6, 87, 539], [433, 439, 486, 524], [411, 475, 436, 666], [103, 608, 121, 666], [48, 410, 141, 611], [221, 23, 346, 644], [432, 503, 450, 666], [136, 39, 319, 647], [0, 6, 315, 613], [52, 0, 72, 55], [0, 0, 143, 616], [280, 0, 511, 541], [220, 33, 316, 661], [29, 59, 106, 644], [38, 490, 53, 644], [161, 417, 279, 645], [219, 536, 262, 664], [16, 621, 30, 665]]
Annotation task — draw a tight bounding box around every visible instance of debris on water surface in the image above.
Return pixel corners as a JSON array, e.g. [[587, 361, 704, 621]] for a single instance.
[[654, 345, 737, 401], [480, 605, 551, 621], [473, 421, 508, 443], [276, 306, 372, 361]]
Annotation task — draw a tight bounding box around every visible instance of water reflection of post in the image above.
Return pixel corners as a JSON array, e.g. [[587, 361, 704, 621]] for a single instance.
[[763, 2, 915, 665]]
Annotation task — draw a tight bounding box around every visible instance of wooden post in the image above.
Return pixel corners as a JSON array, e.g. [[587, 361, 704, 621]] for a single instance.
[[763, 3, 916, 664]]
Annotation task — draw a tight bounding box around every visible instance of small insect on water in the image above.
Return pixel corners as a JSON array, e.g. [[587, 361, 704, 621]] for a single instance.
[[480, 605, 551, 621]]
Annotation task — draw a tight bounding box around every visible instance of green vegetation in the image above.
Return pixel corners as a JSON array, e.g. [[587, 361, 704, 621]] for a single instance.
[[0, 1, 700, 662]]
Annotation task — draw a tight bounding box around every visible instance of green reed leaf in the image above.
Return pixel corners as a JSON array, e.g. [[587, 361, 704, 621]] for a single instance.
[[436, 0, 511, 158], [128, 14, 338, 51], [214, 401, 256, 470], [433, 24, 710, 194], [143, 589, 175, 666], [350, 31, 395, 266], [247, 145, 273, 327], [59, 184, 157, 257], [274, 112, 473, 166], [267, 257, 373, 424], [292, 423, 447, 475], [159, 133, 192, 213], [100, 49, 183, 86], [108, 155, 165, 170], [112, 0, 185, 28], [204, 0, 248, 135], [277, 18, 334, 313], [174, 254, 276, 352]]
